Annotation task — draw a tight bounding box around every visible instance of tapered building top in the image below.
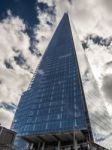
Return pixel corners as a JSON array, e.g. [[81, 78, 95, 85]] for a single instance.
[[12, 13, 89, 133], [12, 13, 112, 149]]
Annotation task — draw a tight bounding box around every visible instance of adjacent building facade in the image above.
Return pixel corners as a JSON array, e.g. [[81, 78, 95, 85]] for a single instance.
[[0, 126, 16, 150], [12, 13, 112, 150]]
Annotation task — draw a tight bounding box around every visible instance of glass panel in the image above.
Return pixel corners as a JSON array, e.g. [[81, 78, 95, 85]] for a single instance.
[[12, 14, 88, 137]]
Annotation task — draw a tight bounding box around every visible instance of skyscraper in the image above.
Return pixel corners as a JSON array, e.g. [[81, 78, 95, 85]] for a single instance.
[[12, 13, 112, 150]]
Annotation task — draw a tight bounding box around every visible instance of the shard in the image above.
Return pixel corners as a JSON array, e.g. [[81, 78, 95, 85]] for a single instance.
[[12, 13, 112, 150]]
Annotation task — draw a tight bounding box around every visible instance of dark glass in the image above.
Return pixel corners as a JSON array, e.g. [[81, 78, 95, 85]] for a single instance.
[[12, 14, 88, 136]]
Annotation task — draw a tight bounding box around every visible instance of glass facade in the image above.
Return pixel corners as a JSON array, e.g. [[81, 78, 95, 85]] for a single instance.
[[69, 15, 112, 149], [12, 14, 89, 136], [12, 13, 112, 149]]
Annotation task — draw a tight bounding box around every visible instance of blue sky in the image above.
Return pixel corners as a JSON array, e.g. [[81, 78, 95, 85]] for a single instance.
[[0, 0, 38, 25], [0, 0, 112, 143]]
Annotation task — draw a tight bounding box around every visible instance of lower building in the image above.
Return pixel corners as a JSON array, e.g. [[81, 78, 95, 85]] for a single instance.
[[0, 126, 16, 150], [25, 132, 107, 150]]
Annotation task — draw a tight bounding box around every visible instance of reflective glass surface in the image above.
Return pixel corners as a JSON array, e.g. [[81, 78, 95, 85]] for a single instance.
[[12, 14, 89, 136], [69, 14, 112, 149]]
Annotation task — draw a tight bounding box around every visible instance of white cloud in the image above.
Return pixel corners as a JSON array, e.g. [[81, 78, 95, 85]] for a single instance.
[[0, 108, 14, 128], [0, 11, 40, 128], [34, 2, 56, 54], [0, 11, 38, 71], [38, 0, 112, 39], [0, 68, 31, 104]]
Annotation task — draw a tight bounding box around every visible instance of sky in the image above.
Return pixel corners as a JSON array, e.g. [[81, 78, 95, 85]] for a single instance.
[[0, 0, 112, 134]]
